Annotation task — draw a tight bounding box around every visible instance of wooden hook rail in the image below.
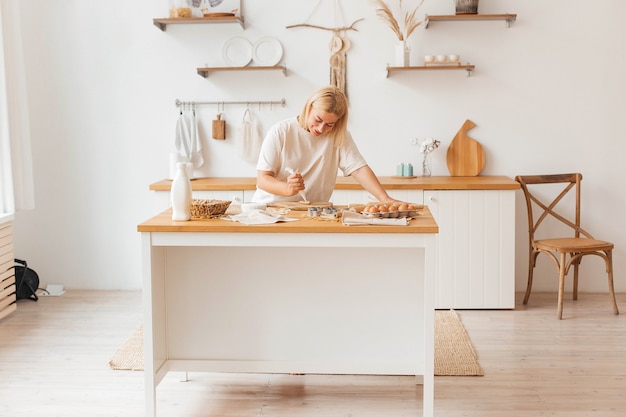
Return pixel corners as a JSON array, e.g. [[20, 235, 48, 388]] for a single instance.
[[175, 98, 286, 108]]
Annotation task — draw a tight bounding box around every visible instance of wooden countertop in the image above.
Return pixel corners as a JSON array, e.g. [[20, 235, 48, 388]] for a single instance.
[[138, 207, 438, 234], [150, 176, 520, 191]]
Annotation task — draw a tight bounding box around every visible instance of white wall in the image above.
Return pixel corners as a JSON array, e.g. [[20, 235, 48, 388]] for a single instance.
[[12, 0, 626, 294]]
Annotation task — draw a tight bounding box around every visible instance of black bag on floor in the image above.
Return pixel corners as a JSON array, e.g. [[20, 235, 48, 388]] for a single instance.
[[14, 258, 39, 301]]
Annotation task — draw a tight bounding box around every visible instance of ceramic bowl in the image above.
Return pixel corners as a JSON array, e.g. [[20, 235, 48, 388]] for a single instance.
[[424, 55, 434, 63], [447, 54, 460, 62], [435, 55, 447, 62]]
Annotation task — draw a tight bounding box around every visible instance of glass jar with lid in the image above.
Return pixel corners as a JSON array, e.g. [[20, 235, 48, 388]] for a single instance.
[[169, 0, 192, 18]]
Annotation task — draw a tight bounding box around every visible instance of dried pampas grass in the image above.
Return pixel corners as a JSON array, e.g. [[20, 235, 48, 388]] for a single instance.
[[374, 0, 424, 41]]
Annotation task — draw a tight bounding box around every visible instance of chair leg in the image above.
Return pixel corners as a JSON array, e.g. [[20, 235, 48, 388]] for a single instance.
[[572, 258, 579, 301], [523, 252, 535, 305], [557, 253, 567, 320], [606, 250, 619, 315]]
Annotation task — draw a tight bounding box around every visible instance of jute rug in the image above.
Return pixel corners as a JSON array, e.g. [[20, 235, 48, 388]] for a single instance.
[[434, 309, 484, 376], [109, 310, 483, 376]]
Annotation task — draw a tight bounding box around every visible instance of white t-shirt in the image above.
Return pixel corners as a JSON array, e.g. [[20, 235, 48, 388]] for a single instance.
[[252, 117, 368, 203]]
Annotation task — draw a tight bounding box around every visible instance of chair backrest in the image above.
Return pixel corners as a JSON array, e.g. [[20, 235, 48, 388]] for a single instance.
[[515, 173, 595, 244]]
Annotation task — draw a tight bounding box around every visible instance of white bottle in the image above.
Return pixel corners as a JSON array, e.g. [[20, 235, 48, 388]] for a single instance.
[[171, 162, 192, 221]]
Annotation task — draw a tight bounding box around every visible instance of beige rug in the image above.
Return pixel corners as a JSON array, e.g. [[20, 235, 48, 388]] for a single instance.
[[109, 310, 484, 376], [434, 309, 484, 376], [108, 326, 144, 371]]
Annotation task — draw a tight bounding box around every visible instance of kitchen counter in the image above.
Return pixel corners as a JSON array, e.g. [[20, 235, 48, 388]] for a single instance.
[[149, 175, 520, 191], [147, 175, 519, 310], [137, 206, 438, 234], [138, 207, 438, 417]]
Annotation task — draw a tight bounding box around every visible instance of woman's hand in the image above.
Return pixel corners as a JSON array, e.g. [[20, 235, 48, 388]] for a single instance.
[[286, 171, 306, 197], [257, 170, 305, 198]]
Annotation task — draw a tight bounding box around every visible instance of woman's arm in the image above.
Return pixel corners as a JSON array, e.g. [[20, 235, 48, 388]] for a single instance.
[[257, 170, 304, 197], [350, 165, 398, 204]]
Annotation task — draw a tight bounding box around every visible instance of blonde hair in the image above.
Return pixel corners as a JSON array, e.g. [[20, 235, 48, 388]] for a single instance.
[[298, 86, 349, 147]]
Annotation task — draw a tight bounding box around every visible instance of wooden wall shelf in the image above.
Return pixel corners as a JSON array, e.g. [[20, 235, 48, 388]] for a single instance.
[[196, 66, 287, 78], [153, 16, 245, 31], [424, 13, 517, 28], [386, 65, 475, 78]]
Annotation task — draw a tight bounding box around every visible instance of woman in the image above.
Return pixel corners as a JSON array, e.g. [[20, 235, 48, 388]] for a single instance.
[[252, 86, 396, 204]]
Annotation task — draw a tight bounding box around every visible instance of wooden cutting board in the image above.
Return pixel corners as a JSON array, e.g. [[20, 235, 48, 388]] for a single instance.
[[267, 201, 333, 211], [446, 119, 486, 176]]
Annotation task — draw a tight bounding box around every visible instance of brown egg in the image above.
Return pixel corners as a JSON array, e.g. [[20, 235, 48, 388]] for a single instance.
[[368, 205, 379, 213], [388, 205, 398, 212], [378, 205, 389, 213], [407, 204, 417, 210], [398, 204, 408, 211]]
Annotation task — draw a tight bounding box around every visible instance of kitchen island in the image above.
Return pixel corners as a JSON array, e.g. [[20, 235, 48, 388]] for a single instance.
[[138, 207, 439, 417]]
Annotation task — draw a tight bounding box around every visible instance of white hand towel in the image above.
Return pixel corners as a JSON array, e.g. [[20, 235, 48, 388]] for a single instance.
[[175, 109, 204, 169], [237, 109, 263, 164]]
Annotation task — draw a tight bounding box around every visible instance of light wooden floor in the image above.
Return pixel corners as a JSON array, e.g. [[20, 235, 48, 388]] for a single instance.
[[0, 290, 624, 416]]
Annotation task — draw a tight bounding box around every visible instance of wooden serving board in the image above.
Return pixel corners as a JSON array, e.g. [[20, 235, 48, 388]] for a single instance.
[[446, 119, 486, 176], [267, 201, 333, 211]]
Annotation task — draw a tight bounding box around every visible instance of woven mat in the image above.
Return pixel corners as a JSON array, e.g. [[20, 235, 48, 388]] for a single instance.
[[108, 326, 143, 371], [434, 309, 484, 376], [109, 310, 483, 376]]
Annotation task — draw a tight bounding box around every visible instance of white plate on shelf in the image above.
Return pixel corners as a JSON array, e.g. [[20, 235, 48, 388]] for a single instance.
[[252, 37, 283, 66], [222, 37, 252, 67]]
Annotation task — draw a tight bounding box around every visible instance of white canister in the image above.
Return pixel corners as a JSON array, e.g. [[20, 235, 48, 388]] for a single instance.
[[171, 162, 192, 221]]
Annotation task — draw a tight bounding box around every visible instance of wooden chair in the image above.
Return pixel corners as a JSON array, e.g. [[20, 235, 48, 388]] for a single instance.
[[515, 173, 619, 319]]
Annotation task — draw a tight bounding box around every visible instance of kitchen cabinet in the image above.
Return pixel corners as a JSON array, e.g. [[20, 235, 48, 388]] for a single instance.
[[0, 214, 16, 321], [149, 176, 518, 309], [425, 189, 515, 309]]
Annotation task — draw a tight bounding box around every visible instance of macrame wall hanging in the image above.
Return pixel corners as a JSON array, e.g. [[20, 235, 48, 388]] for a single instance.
[[286, 0, 363, 93]]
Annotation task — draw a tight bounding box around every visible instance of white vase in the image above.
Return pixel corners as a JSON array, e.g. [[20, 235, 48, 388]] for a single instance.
[[395, 40, 410, 67], [171, 162, 192, 221]]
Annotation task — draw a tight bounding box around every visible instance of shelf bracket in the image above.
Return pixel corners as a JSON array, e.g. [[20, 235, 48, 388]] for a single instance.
[[465, 67, 474, 77], [153, 21, 166, 31], [505, 15, 516, 28]]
